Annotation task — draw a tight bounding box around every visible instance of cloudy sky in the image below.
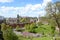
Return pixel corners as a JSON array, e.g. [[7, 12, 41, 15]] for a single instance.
[[0, 0, 59, 18]]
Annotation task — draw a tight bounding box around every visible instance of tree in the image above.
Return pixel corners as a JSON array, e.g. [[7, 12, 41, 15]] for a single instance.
[[20, 18, 26, 22], [16, 25, 20, 30], [46, 2, 60, 35], [25, 24, 30, 31], [1, 23, 18, 40], [37, 22, 43, 26], [25, 23, 37, 33], [1, 23, 6, 32], [3, 26, 18, 40], [29, 23, 37, 33]]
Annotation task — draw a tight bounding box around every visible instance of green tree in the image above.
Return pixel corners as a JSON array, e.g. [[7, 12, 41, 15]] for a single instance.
[[37, 22, 43, 26], [36, 24, 55, 36], [16, 25, 20, 30], [25, 24, 30, 31], [1, 23, 6, 31], [29, 23, 37, 33], [3, 26, 18, 40], [1, 24, 18, 40], [46, 2, 60, 35], [25, 23, 37, 33], [20, 18, 26, 22]]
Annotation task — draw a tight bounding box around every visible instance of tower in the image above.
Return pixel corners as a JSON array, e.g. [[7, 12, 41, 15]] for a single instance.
[[17, 14, 20, 24]]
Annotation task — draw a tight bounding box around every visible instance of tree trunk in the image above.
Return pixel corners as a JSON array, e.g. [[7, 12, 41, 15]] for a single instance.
[[55, 18, 60, 35], [53, 14, 60, 35]]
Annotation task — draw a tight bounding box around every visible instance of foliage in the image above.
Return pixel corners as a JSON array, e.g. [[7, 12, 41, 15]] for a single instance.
[[25, 23, 37, 33], [29, 23, 37, 33], [16, 25, 20, 30], [20, 18, 26, 22], [32, 37, 53, 40], [18, 35, 30, 40], [55, 37, 60, 40], [48, 19, 56, 27], [25, 24, 30, 30], [35, 24, 55, 36], [46, 1, 60, 34], [37, 22, 43, 26], [1, 23, 18, 40], [18, 35, 53, 40], [16, 25, 24, 32], [1, 23, 6, 31], [25, 22, 56, 36]]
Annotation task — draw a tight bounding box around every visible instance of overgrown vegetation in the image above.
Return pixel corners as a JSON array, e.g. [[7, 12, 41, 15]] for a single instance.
[[1, 23, 18, 40], [0, 1, 60, 40]]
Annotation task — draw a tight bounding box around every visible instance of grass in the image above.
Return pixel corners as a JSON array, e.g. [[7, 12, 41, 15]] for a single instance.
[[32, 37, 53, 40], [18, 35, 53, 40]]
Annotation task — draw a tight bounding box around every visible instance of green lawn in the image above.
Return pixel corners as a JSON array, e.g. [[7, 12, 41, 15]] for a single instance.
[[18, 36, 53, 40], [32, 37, 53, 40]]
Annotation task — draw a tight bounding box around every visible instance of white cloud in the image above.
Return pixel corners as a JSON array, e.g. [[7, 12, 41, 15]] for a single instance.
[[0, 0, 14, 2], [31, 4, 41, 10], [42, 0, 52, 7], [0, 0, 52, 17], [0, 4, 42, 17]]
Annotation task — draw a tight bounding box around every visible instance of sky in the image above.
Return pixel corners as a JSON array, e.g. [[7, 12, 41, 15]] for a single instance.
[[0, 0, 59, 18]]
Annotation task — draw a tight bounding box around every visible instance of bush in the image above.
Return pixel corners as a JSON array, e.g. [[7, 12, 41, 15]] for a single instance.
[[3, 27, 18, 40], [29, 23, 37, 33], [1, 23, 6, 31], [35, 24, 55, 36], [55, 37, 60, 40], [16, 25, 20, 30], [1, 23, 19, 40], [25, 23, 37, 33], [16, 25, 24, 32]]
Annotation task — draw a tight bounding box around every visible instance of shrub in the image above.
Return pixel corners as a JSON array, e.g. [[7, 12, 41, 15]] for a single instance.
[[1, 23, 18, 40]]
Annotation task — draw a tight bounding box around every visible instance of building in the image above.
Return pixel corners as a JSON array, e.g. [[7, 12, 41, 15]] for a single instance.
[[6, 15, 38, 27], [6, 18, 17, 24]]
